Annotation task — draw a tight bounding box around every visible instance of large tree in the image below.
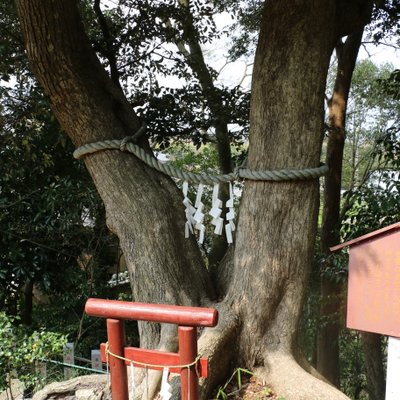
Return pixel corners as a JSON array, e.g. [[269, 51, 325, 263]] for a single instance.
[[13, 1, 380, 399]]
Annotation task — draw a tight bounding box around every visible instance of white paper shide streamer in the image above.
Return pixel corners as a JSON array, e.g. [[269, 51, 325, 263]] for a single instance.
[[225, 182, 236, 244], [182, 181, 236, 245], [209, 183, 223, 235], [193, 183, 206, 244], [182, 181, 195, 239], [160, 367, 172, 400], [129, 363, 136, 400]]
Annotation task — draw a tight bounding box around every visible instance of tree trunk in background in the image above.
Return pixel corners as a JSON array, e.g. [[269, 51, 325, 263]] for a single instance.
[[15, 0, 373, 399], [361, 332, 386, 400], [317, 29, 364, 387], [172, 3, 233, 272], [22, 279, 34, 326]]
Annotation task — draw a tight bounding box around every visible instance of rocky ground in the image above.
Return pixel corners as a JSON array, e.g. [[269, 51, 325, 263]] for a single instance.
[[0, 380, 24, 400]]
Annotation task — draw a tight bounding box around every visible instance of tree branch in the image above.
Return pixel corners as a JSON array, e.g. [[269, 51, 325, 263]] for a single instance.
[[164, 1, 235, 270], [93, 0, 121, 88], [334, 0, 373, 42], [0, 189, 41, 209], [362, 40, 400, 50]]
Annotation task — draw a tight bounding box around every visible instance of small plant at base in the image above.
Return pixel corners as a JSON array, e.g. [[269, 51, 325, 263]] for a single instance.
[[215, 367, 254, 399], [258, 387, 272, 397]]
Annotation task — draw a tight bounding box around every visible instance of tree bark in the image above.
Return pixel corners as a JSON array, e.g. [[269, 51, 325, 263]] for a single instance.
[[229, 0, 333, 363], [208, 2, 349, 399], [15, 1, 355, 399], [14, 0, 215, 362], [317, 29, 364, 387]]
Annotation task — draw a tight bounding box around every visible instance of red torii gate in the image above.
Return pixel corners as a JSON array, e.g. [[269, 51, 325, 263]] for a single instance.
[[85, 298, 218, 400]]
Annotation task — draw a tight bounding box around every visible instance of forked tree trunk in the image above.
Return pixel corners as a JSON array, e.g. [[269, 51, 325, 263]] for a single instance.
[[16, 1, 351, 399]]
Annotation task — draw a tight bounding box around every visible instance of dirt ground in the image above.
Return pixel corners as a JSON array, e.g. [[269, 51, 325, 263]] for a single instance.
[[213, 375, 281, 400]]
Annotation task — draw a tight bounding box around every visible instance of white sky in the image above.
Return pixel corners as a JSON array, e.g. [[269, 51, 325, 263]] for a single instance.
[[162, 13, 400, 91], [359, 41, 400, 68], [1, 9, 399, 92]]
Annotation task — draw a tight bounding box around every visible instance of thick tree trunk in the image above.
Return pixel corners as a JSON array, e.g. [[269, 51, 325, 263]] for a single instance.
[[14, 0, 215, 360], [15, 1, 216, 396], [317, 29, 364, 386], [205, 2, 349, 399], [15, 1, 355, 399]]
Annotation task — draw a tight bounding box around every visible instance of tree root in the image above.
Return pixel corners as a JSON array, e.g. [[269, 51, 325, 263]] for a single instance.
[[256, 352, 350, 400], [198, 305, 239, 399]]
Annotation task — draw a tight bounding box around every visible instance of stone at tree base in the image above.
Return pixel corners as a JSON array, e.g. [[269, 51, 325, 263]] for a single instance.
[[32, 375, 109, 400], [0, 379, 24, 400]]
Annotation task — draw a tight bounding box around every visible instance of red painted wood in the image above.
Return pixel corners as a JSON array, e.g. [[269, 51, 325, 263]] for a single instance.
[[106, 319, 128, 400], [100, 343, 209, 378], [86, 298, 218, 327], [179, 327, 198, 400], [87, 299, 218, 400], [345, 230, 400, 336]]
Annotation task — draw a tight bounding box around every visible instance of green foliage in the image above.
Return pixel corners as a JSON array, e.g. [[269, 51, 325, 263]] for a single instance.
[[380, 69, 400, 99], [0, 7, 120, 363], [339, 331, 369, 400], [0, 82, 113, 318], [139, 84, 250, 149], [342, 178, 400, 240], [79, 0, 250, 149], [0, 312, 66, 392], [368, 1, 400, 42], [318, 252, 349, 284], [341, 123, 400, 241], [0, 1, 28, 81], [340, 60, 398, 191], [226, 1, 262, 61], [215, 367, 253, 399]]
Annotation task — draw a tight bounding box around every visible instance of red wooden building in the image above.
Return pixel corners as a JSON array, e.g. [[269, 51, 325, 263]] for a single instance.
[[331, 222, 400, 337]]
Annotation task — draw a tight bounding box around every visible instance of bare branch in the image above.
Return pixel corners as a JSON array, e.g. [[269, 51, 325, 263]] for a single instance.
[[236, 61, 253, 88], [361, 42, 372, 58], [217, 58, 230, 76], [362, 40, 400, 51], [93, 0, 121, 87]]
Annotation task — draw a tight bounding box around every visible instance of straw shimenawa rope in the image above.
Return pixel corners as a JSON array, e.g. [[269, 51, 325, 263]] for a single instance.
[[74, 137, 328, 184], [105, 343, 202, 371]]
